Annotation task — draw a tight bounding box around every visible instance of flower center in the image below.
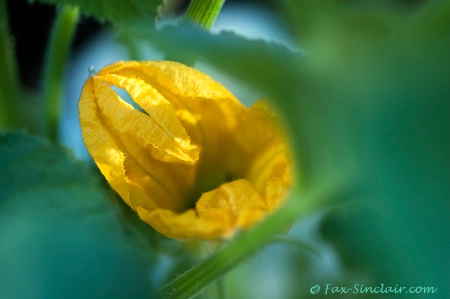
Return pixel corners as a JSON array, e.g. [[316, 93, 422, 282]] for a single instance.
[[184, 167, 236, 211]]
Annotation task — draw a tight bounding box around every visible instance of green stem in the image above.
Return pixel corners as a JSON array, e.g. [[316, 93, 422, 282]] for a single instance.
[[0, 0, 23, 129], [40, 5, 79, 141], [184, 0, 225, 30]]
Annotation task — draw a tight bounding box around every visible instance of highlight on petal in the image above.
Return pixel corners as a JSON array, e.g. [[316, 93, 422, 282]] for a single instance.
[[79, 60, 294, 239]]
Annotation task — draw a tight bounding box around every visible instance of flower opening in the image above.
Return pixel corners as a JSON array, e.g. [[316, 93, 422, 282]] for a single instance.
[[79, 60, 293, 239]]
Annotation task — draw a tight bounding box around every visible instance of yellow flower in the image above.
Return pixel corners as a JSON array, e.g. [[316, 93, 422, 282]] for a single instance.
[[79, 61, 293, 239]]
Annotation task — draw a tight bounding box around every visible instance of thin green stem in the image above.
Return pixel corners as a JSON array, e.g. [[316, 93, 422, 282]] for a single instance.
[[0, 0, 23, 129], [40, 5, 79, 141], [184, 0, 225, 30]]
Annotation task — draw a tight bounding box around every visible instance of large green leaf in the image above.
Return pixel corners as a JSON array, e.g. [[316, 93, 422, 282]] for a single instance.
[[0, 132, 155, 299], [29, 0, 162, 27]]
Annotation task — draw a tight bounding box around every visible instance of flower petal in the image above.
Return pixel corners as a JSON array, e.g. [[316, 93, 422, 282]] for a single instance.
[[79, 61, 294, 240], [79, 76, 196, 212], [136, 207, 231, 239], [97, 61, 243, 123], [92, 76, 198, 164], [97, 61, 246, 166], [196, 179, 268, 230], [135, 180, 269, 240], [226, 101, 293, 193]]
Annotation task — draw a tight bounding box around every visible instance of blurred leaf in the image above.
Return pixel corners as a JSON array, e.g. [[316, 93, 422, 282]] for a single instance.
[[142, 23, 300, 95], [276, 1, 450, 295], [29, 0, 162, 27], [318, 36, 450, 294], [279, 0, 405, 45], [0, 132, 155, 299]]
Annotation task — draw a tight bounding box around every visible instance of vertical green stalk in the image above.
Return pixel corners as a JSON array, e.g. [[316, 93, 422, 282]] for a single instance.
[[40, 5, 79, 141], [0, 0, 22, 129], [184, 0, 225, 30]]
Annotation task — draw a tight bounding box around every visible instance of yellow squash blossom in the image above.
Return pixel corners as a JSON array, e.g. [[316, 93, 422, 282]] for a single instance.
[[79, 61, 293, 239]]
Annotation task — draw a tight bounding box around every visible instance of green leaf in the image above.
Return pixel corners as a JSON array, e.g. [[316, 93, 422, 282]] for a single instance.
[[0, 0, 23, 129], [29, 0, 162, 27], [40, 5, 79, 141], [144, 23, 299, 96], [0, 132, 155, 299]]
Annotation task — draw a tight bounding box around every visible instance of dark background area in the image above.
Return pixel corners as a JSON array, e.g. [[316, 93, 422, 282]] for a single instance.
[[6, 0, 101, 89], [6, 0, 425, 90], [5, 0, 279, 90]]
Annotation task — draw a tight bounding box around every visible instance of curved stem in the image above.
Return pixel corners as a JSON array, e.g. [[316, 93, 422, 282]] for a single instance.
[[0, 0, 22, 129], [40, 5, 79, 141]]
